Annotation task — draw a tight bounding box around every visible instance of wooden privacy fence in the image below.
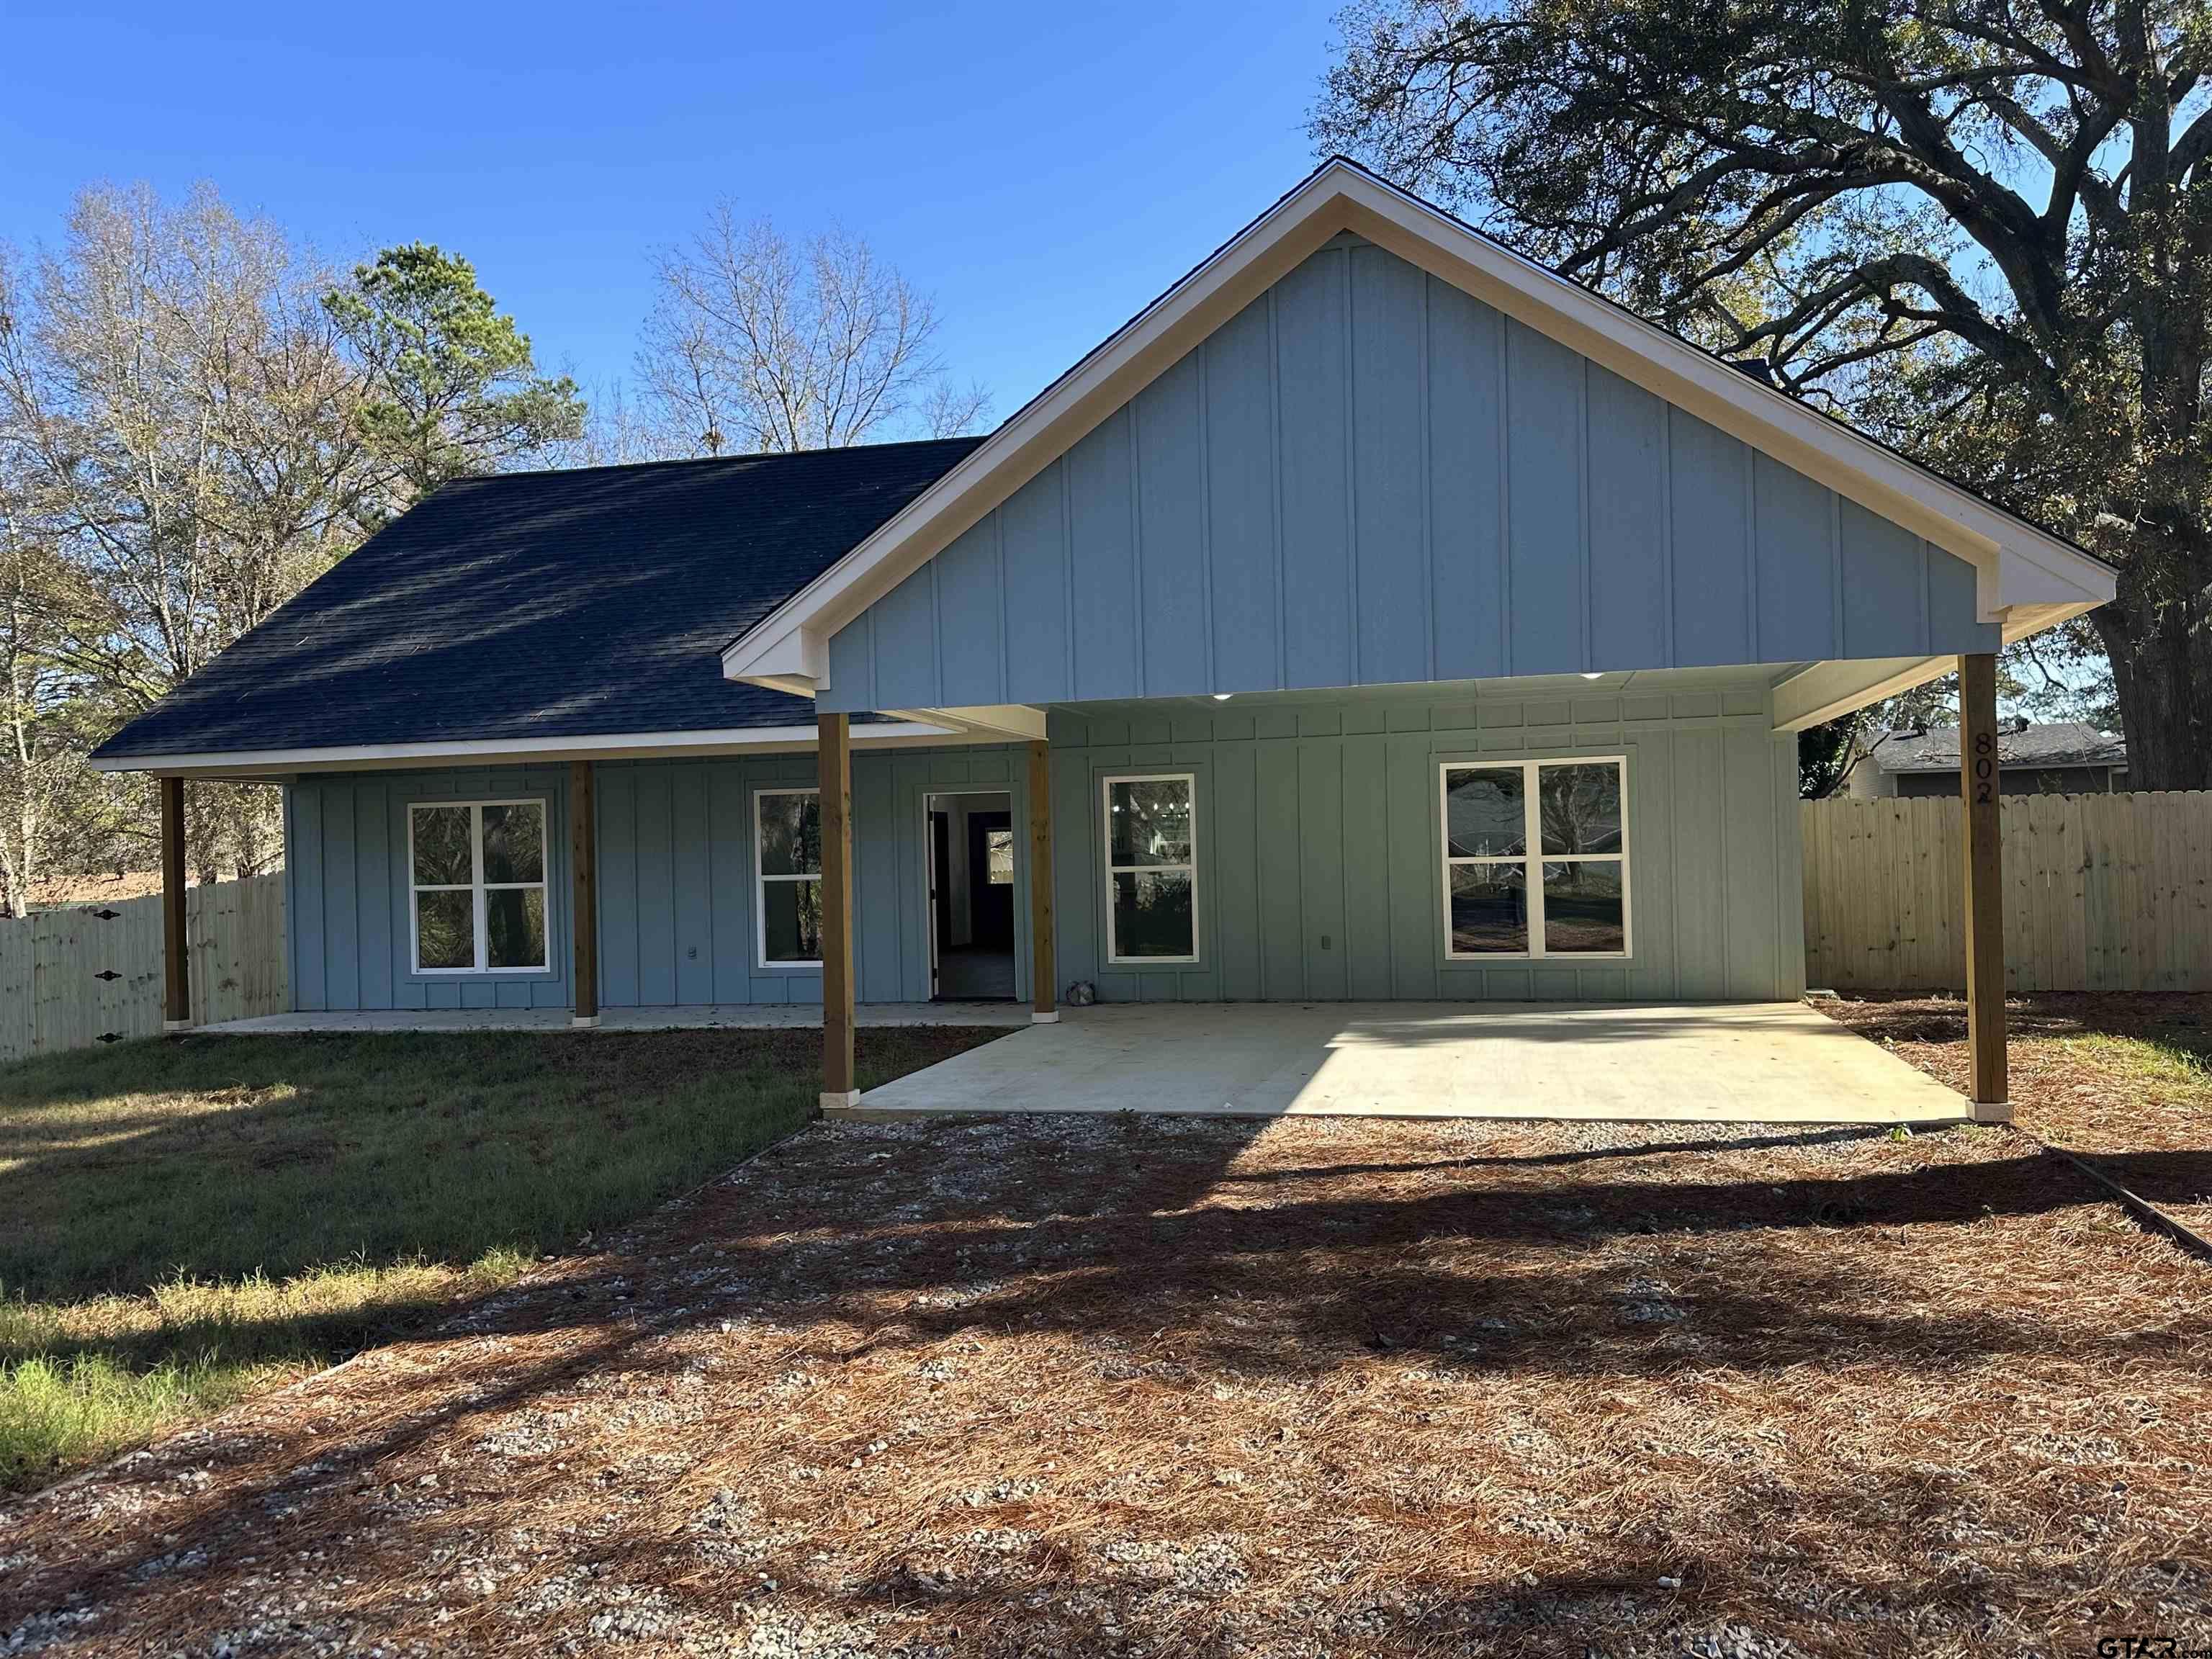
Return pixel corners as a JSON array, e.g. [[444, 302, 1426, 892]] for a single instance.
[[1803, 792, 2212, 992], [0, 873, 287, 1064]]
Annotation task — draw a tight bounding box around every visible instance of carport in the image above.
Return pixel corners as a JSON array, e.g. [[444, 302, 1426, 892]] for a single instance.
[[832, 1001, 1972, 1124]]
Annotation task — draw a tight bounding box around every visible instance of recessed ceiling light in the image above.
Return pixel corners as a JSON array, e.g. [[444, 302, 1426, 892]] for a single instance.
[[1211, 693, 1233, 701], [1580, 673, 1604, 680]]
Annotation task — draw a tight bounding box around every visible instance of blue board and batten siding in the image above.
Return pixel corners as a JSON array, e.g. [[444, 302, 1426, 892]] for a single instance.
[[284, 749, 1035, 1012], [284, 766, 577, 1012], [1047, 683, 1803, 1004], [819, 237, 1996, 712]]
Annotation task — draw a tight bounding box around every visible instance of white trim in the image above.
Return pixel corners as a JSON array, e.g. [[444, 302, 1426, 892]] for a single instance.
[[407, 798, 553, 976], [753, 786, 824, 970], [723, 159, 2113, 693], [91, 720, 966, 778], [1771, 657, 1954, 732], [1101, 772, 1200, 966], [884, 705, 1051, 742], [1438, 758, 1632, 962]]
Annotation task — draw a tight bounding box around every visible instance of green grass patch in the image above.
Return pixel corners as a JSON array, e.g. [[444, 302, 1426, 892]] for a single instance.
[[0, 1025, 999, 1491], [2058, 1031, 2212, 1094]]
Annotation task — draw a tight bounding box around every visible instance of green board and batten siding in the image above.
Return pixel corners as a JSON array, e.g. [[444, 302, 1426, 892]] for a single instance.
[[285, 680, 1799, 1010], [819, 236, 1997, 712], [1048, 683, 1802, 1005]]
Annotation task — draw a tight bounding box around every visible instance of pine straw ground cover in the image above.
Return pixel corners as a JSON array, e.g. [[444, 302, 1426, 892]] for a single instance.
[[1822, 992, 2212, 1238], [4, 1110, 2208, 1657]]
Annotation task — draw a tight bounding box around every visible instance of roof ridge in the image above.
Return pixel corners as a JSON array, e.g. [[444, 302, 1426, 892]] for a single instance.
[[459, 433, 991, 486]]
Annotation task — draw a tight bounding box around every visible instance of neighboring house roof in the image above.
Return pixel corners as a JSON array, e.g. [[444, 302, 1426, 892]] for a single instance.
[[723, 156, 2116, 698], [91, 439, 983, 767], [1875, 721, 2128, 773]]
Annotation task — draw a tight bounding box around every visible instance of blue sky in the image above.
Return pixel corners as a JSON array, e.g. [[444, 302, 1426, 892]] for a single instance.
[[3, 0, 1344, 425]]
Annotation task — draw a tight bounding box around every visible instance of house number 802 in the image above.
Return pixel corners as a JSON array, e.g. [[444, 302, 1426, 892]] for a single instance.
[[1972, 731, 1996, 805]]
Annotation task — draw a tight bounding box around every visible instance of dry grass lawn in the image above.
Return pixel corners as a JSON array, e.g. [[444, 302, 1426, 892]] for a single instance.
[[4, 1105, 2206, 1656], [0, 1027, 1003, 1493], [1823, 992, 2212, 1238]]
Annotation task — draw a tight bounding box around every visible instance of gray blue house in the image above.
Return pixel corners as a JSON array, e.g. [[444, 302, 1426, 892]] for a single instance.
[[93, 161, 2113, 1120]]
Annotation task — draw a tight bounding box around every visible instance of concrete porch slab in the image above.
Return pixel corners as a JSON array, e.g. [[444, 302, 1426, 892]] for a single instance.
[[199, 1002, 1032, 1036], [833, 1001, 1974, 1125]]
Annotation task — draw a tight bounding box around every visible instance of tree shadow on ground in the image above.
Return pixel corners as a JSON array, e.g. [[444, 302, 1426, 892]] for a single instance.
[[5, 1111, 2205, 1654]]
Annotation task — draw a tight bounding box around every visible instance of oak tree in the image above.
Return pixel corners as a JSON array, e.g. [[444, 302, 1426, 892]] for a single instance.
[[1317, 0, 2212, 786]]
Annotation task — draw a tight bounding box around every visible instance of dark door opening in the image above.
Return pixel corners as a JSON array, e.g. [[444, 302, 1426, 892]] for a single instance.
[[925, 791, 1017, 1001]]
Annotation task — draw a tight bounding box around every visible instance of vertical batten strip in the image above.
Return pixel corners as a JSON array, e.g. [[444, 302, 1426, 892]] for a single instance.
[[1059, 459, 1079, 701], [1578, 357, 1593, 670], [1658, 408, 1676, 667], [570, 760, 598, 1027], [1919, 541, 1936, 654], [1268, 286, 1288, 691], [1743, 441, 1760, 662], [1496, 310, 1514, 675], [1127, 405, 1146, 693], [1827, 490, 1845, 657], [1419, 274, 1436, 681], [1340, 246, 1360, 683], [1196, 340, 1218, 690], [993, 508, 1009, 704]]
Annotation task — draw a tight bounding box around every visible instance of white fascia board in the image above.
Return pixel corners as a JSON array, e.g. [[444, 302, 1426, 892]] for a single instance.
[[737, 626, 827, 688], [885, 704, 1050, 742], [1771, 657, 1956, 732], [89, 719, 966, 779], [724, 160, 2113, 694]]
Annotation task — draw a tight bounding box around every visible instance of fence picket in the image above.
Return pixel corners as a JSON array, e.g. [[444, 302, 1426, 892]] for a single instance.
[[1802, 791, 2212, 993], [0, 873, 288, 1064]]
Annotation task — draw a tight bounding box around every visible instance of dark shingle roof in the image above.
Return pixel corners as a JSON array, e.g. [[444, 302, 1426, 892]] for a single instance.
[[1876, 721, 2127, 773], [92, 438, 984, 760]]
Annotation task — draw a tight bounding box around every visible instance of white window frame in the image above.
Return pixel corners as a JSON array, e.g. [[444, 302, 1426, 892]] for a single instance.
[[1101, 771, 1200, 966], [407, 797, 552, 976], [1438, 757, 1631, 961], [754, 786, 823, 970]]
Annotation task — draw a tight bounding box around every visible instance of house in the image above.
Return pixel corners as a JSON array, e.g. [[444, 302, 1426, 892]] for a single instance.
[[1846, 720, 2128, 799], [91, 160, 2116, 1123]]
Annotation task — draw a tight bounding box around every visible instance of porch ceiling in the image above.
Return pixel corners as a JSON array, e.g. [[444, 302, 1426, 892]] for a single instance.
[[1038, 662, 1815, 724], [836, 1001, 1972, 1125]]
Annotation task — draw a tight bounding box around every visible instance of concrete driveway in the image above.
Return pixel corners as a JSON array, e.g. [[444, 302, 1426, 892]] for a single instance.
[[839, 1000, 1973, 1124]]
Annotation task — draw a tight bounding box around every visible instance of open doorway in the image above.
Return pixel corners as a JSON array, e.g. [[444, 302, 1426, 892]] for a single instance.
[[925, 791, 1017, 1000]]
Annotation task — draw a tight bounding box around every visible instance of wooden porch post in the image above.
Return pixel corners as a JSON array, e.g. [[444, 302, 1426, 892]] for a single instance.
[[161, 775, 191, 1033], [1028, 739, 1057, 1022], [1959, 652, 2010, 1120], [819, 712, 858, 1108], [570, 760, 599, 1028]]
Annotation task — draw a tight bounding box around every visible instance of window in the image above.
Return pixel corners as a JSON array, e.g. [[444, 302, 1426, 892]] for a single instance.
[[408, 800, 549, 974], [1439, 758, 1627, 958], [985, 827, 1015, 886], [1102, 773, 1197, 963], [755, 788, 823, 966]]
